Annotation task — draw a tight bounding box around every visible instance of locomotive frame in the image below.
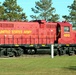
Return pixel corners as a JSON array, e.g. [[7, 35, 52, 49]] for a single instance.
[[0, 20, 76, 57]]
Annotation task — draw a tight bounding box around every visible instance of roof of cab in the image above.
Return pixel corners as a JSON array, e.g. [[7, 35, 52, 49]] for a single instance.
[[57, 21, 72, 27]]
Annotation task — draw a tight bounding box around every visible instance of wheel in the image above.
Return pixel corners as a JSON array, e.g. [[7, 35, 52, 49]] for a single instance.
[[15, 47, 23, 56], [7, 48, 15, 57], [12, 48, 18, 57], [58, 48, 62, 56], [27, 49, 36, 55], [68, 51, 74, 56], [0, 48, 6, 56], [7, 52, 14, 57], [54, 49, 58, 56]]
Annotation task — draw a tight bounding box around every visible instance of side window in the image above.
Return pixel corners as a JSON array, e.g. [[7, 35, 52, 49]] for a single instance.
[[64, 26, 70, 32]]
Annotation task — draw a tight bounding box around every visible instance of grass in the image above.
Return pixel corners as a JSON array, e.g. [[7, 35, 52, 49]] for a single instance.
[[0, 55, 76, 75]]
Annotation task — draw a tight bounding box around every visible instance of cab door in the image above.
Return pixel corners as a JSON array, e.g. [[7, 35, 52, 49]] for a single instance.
[[56, 24, 61, 43]]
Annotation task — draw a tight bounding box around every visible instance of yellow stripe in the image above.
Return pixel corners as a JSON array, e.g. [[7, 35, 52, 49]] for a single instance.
[[15, 44, 19, 46], [42, 45, 45, 46], [30, 45, 33, 46]]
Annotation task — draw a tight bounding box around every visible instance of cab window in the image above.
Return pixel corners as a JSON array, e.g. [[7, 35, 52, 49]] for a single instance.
[[64, 26, 70, 32]]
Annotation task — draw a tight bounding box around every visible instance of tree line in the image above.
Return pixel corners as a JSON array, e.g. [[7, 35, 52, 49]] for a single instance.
[[0, 0, 76, 27]]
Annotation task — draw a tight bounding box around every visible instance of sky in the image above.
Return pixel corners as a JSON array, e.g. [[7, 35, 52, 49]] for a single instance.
[[0, 0, 73, 21]]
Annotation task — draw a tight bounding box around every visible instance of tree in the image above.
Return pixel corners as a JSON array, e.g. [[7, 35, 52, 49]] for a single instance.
[[30, 0, 59, 22], [0, 2, 5, 20], [1, 0, 27, 21], [62, 0, 76, 27]]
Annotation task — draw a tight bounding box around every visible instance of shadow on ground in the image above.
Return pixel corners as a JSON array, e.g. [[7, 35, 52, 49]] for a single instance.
[[64, 66, 76, 71]]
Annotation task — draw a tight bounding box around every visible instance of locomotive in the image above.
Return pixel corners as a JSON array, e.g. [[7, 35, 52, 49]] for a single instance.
[[0, 20, 76, 57]]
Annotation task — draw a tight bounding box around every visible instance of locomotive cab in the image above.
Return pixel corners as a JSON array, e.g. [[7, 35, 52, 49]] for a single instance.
[[57, 21, 73, 44]]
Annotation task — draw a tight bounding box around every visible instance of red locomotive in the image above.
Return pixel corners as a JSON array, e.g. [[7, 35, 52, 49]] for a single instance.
[[0, 20, 76, 57]]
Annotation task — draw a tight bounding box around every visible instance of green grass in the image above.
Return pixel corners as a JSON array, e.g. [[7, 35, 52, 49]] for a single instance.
[[0, 55, 76, 75]]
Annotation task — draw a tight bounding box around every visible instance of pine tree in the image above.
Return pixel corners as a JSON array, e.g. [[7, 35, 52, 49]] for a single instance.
[[1, 0, 27, 21], [0, 2, 5, 20], [63, 0, 76, 27], [30, 0, 59, 22]]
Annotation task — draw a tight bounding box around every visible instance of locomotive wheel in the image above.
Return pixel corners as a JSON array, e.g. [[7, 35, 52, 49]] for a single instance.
[[0, 48, 6, 56], [7, 48, 15, 57], [15, 47, 23, 56], [58, 47, 66, 56], [12, 48, 18, 57], [68, 47, 74, 56], [6, 48, 23, 57], [54, 49, 58, 56], [27, 49, 36, 55], [75, 51, 76, 54], [7, 52, 14, 57], [68, 51, 74, 56]]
